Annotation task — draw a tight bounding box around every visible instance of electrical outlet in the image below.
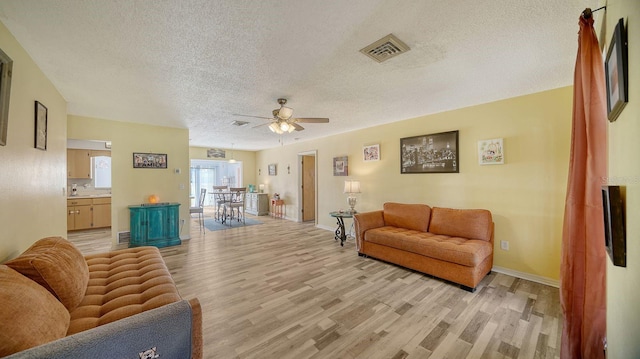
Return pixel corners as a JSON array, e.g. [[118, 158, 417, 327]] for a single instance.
[[179, 184, 185, 190], [500, 240, 509, 251]]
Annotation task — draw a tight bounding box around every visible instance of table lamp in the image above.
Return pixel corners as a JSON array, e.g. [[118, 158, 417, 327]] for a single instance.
[[259, 184, 265, 193], [343, 180, 361, 213]]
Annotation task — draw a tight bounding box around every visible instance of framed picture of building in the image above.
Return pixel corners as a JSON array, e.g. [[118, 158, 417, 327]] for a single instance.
[[400, 130, 458, 174]]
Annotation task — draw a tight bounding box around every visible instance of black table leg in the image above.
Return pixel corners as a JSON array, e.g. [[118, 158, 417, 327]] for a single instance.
[[334, 216, 346, 246]]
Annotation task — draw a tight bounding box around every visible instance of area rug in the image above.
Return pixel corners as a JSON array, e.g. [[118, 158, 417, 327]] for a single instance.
[[203, 217, 262, 231]]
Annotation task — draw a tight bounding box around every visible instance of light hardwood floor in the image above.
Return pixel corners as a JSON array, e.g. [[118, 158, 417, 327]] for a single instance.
[[68, 209, 562, 359]]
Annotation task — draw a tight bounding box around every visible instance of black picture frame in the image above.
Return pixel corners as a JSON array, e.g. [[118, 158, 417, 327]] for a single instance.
[[133, 152, 167, 168], [605, 18, 628, 122], [0, 48, 13, 146], [401, 130, 459, 174], [34, 101, 47, 150], [602, 185, 626, 267]]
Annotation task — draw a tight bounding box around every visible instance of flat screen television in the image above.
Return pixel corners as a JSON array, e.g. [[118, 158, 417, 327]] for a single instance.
[[602, 185, 626, 267]]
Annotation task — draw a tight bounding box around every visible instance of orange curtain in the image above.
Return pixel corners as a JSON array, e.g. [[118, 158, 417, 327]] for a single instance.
[[560, 14, 607, 359]]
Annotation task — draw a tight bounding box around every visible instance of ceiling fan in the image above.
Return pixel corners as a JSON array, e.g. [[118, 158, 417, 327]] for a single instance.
[[234, 98, 329, 134]]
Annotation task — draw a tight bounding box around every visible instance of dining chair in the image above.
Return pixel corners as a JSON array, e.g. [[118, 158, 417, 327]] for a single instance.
[[224, 187, 246, 225], [212, 185, 229, 221], [189, 188, 207, 232]]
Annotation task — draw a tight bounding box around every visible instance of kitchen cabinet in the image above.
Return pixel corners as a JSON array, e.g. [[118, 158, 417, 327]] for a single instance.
[[128, 203, 181, 248], [67, 149, 91, 179], [246, 193, 269, 216], [92, 197, 112, 228], [67, 198, 93, 230], [67, 197, 112, 230]]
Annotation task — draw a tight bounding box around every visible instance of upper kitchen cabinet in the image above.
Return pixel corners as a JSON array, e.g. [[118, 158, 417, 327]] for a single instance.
[[67, 149, 91, 178]]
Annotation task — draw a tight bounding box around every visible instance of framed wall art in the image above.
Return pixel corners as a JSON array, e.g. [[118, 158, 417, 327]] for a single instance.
[[268, 163, 277, 176], [133, 152, 167, 168], [363, 144, 380, 162], [0, 47, 13, 146], [34, 101, 48, 151], [478, 138, 504, 165], [400, 130, 458, 174], [333, 156, 348, 176], [605, 18, 628, 122], [207, 148, 226, 158]]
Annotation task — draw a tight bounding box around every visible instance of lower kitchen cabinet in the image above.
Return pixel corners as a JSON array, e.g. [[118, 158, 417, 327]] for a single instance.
[[67, 197, 112, 230]]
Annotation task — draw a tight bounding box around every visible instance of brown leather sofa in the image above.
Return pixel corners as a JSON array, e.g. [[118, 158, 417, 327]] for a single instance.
[[0, 237, 202, 358], [354, 202, 494, 291]]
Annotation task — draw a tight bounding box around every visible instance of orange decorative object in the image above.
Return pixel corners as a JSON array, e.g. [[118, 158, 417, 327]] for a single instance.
[[148, 195, 159, 203]]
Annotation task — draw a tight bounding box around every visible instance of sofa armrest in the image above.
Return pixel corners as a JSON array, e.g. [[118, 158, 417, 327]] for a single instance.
[[354, 210, 385, 252], [6, 299, 201, 359]]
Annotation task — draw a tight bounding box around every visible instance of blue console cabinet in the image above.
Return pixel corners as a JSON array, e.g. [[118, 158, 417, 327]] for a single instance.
[[129, 202, 181, 248]]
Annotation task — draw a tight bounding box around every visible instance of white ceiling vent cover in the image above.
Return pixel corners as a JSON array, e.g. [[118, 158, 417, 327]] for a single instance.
[[360, 34, 410, 63]]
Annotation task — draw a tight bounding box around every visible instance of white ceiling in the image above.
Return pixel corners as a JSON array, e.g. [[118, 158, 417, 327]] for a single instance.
[[0, 0, 601, 151]]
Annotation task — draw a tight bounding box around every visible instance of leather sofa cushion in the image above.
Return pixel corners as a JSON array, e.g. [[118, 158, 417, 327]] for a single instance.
[[429, 207, 493, 242], [364, 227, 493, 267], [0, 265, 70, 357], [67, 246, 181, 335], [4, 236, 89, 311], [382, 202, 431, 232]]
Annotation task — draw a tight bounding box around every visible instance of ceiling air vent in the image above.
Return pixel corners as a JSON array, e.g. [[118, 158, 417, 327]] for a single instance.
[[231, 120, 249, 127], [360, 33, 410, 63]]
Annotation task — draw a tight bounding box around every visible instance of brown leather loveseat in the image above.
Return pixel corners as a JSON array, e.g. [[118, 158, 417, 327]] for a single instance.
[[354, 202, 494, 291]]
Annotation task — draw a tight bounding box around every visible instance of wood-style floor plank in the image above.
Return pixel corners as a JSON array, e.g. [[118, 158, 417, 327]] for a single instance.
[[68, 208, 562, 359]]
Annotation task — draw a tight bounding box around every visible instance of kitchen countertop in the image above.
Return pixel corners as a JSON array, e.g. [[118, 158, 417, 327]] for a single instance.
[[68, 194, 112, 199]]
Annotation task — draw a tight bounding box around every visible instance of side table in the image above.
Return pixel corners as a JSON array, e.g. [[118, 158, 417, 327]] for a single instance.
[[271, 199, 284, 218], [329, 211, 355, 246]]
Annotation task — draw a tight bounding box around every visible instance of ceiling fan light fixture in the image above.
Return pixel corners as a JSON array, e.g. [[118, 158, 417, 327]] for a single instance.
[[278, 106, 293, 120], [269, 123, 283, 134], [280, 122, 290, 132]]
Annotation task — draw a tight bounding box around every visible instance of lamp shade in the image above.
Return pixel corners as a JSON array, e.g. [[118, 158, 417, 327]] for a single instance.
[[278, 106, 293, 120], [343, 180, 361, 194]]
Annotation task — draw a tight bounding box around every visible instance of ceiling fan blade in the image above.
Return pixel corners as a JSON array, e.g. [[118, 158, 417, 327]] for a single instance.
[[252, 122, 273, 129], [292, 123, 305, 131], [232, 114, 273, 120], [295, 117, 329, 123]]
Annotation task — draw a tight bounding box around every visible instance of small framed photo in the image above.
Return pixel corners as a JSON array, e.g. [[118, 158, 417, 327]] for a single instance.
[[363, 144, 380, 162], [478, 138, 504, 165], [605, 18, 628, 122], [333, 156, 348, 176], [207, 148, 226, 158], [133, 152, 167, 168], [268, 163, 277, 176], [34, 101, 48, 150], [401, 130, 458, 174]]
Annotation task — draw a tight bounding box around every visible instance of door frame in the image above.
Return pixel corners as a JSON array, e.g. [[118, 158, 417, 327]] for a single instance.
[[297, 150, 317, 224]]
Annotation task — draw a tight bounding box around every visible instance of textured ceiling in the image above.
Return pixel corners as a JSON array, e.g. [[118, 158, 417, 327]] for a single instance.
[[0, 0, 601, 150]]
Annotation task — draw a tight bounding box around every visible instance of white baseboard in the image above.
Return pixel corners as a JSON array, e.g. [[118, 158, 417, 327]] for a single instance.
[[492, 266, 559, 288], [317, 224, 334, 232]]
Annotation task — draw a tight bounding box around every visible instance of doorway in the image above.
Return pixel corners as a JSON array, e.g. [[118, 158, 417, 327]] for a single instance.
[[299, 151, 317, 223]]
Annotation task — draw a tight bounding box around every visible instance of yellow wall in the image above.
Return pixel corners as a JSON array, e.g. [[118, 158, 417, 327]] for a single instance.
[[257, 86, 572, 283], [68, 115, 191, 242], [603, 1, 640, 358], [189, 146, 257, 188], [0, 21, 68, 261]]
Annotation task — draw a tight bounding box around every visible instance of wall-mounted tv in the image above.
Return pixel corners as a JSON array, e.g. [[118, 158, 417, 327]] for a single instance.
[[602, 185, 626, 267]]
